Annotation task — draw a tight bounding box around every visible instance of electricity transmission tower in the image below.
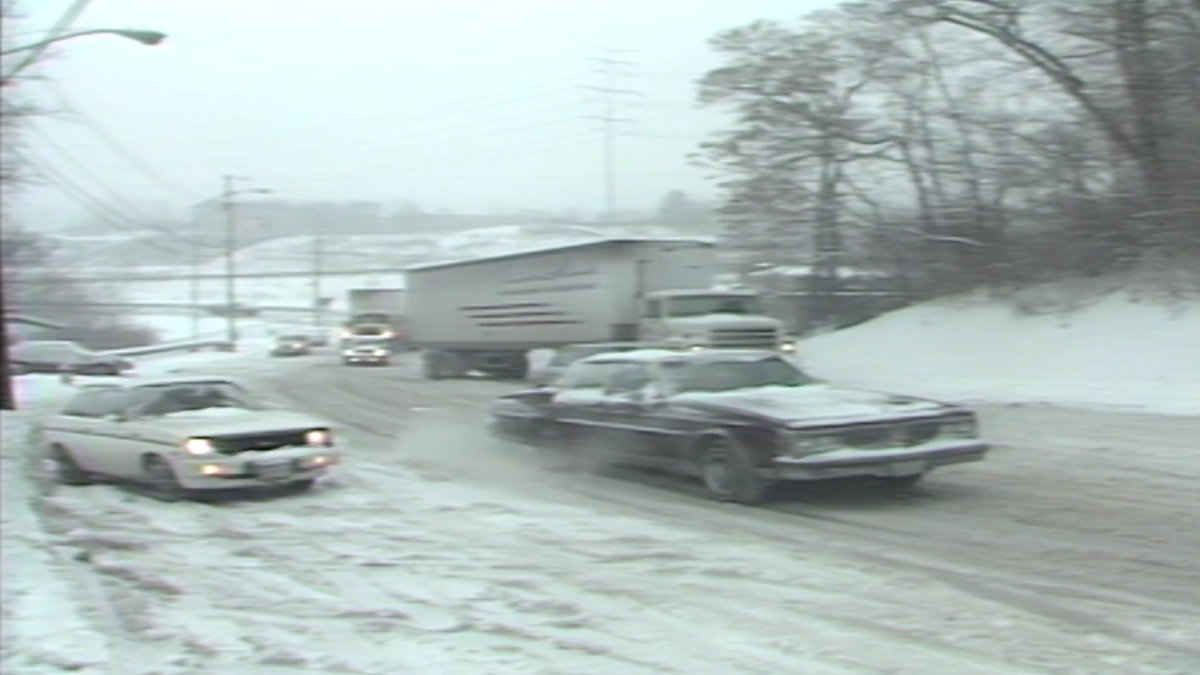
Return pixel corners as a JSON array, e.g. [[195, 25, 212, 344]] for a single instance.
[[585, 47, 639, 225]]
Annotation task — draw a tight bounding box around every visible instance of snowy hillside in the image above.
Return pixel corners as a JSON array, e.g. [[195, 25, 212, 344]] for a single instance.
[[804, 288, 1199, 416]]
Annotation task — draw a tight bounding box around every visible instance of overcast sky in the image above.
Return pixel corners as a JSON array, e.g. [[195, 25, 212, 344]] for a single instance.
[[11, 0, 838, 228]]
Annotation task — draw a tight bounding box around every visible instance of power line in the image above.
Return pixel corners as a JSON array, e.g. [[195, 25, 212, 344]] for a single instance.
[[585, 47, 640, 224], [238, 105, 587, 171], [282, 132, 598, 184], [18, 149, 196, 257], [1, 0, 92, 81], [37, 79, 201, 201], [24, 124, 217, 248]]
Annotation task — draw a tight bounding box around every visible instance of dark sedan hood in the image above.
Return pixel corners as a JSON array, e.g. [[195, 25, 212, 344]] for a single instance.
[[670, 384, 952, 427]]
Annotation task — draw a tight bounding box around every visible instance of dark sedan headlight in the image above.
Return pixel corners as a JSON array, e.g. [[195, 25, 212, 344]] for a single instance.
[[942, 418, 978, 438], [782, 432, 843, 457]]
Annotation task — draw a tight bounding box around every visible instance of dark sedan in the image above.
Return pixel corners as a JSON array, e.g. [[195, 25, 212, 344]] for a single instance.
[[9, 340, 133, 376], [488, 349, 990, 504]]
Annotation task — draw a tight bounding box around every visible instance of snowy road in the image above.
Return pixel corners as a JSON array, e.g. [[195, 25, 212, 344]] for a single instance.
[[8, 352, 1199, 675]]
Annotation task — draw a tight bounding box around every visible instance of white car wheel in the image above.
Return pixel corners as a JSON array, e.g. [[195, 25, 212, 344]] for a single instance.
[[143, 456, 188, 502], [50, 445, 92, 486]]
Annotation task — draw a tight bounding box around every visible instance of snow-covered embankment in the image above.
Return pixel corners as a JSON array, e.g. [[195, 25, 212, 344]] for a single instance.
[[804, 289, 1199, 416]]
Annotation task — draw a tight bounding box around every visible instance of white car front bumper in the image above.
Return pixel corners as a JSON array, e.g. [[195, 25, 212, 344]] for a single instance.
[[171, 445, 343, 489]]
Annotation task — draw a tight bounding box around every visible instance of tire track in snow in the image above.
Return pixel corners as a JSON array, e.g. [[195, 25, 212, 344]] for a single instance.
[[271, 357, 1200, 674]]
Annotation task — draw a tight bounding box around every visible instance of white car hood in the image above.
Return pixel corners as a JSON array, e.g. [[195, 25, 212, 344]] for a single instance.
[[671, 384, 950, 427], [666, 314, 781, 332], [142, 408, 327, 436]]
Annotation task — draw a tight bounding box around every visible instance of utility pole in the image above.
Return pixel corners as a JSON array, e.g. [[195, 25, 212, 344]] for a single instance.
[[220, 175, 271, 348], [188, 206, 202, 341], [311, 228, 324, 329], [586, 48, 638, 225]]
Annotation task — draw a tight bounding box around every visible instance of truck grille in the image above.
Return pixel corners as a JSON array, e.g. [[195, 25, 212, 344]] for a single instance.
[[215, 430, 309, 455], [709, 328, 779, 348]]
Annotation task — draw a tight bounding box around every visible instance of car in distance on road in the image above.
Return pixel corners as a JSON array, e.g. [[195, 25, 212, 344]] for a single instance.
[[528, 341, 665, 386], [488, 349, 989, 504], [32, 375, 342, 501], [9, 340, 134, 376], [340, 336, 392, 366], [270, 334, 314, 357]]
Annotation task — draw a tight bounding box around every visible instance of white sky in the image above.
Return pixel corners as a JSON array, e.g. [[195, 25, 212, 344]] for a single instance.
[[11, 0, 839, 228]]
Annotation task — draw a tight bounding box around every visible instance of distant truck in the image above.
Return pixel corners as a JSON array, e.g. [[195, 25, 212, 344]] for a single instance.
[[342, 288, 409, 351], [405, 238, 789, 380]]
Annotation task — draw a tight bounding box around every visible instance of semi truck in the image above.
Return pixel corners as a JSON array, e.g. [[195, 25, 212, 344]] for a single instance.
[[341, 288, 409, 351], [405, 238, 788, 380]]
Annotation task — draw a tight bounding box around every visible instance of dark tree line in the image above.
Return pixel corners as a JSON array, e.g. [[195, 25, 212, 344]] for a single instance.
[[696, 0, 1200, 300], [2, 3, 157, 358]]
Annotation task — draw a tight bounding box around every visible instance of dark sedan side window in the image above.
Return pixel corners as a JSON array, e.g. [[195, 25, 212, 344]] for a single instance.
[[559, 362, 611, 388], [61, 389, 130, 418], [605, 363, 652, 394]]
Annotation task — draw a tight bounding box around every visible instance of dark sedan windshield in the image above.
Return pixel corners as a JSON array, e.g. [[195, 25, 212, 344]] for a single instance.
[[662, 356, 818, 393]]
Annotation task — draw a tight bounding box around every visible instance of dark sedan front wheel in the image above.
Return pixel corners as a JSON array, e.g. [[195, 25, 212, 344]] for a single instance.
[[699, 438, 770, 505]]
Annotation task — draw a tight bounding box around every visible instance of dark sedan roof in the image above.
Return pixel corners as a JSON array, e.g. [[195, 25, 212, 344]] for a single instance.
[[579, 348, 783, 365]]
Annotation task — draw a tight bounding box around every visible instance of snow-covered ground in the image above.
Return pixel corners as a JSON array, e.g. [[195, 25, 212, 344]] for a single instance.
[[1, 347, 290, 675], [5, 282, 1199, 674], [805, 289, 1199, 416]]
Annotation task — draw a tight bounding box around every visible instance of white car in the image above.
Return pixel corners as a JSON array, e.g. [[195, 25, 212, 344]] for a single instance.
[[32, 375, 342, 501]]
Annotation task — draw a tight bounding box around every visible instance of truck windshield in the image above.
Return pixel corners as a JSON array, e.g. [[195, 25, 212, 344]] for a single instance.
[[665, 295, 764, 318]]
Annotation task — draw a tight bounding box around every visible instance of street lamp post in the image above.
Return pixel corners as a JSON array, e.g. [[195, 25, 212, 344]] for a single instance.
[[0, 27, 166, 411]]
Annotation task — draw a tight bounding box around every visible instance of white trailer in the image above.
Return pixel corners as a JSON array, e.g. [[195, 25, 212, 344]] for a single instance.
[[405, 239, 786, 380]]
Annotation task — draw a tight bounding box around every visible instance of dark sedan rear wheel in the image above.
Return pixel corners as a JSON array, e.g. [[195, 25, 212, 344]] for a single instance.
[[699, 438, 770, 505]]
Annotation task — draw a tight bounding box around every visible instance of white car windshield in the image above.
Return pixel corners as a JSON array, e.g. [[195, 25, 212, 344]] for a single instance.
[[13, 342, 87, 361], [131, 381, 265, 417], [662, 356, 818, 393]]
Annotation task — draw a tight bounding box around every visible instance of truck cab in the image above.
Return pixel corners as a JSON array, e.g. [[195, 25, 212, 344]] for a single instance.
[[639, 290, 792, 352]]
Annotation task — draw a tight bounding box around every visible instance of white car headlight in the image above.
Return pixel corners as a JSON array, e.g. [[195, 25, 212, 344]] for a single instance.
[[306, 429, 333, 446], [183, 437, 216, 455]]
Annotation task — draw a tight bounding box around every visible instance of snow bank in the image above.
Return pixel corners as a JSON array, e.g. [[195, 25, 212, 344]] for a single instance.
[[1, 414, 112, 674], [804, 290, 1200, 416]]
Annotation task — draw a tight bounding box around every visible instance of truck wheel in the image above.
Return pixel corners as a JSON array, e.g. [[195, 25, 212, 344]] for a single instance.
[[698, 437, 770, 505], [422, 352, 445, 379]]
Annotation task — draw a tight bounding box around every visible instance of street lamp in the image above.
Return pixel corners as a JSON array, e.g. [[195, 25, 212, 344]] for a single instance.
[[1, 28, 166, 55], [0, 27, 166, 411]]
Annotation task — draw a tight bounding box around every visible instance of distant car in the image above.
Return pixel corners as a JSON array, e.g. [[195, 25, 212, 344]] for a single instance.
[[529, 342, 666, 386], [9, 340, 133, 376], [340, 338, 391, 366], [31, 375, 342, 501], [489, 349, 990, 504], [270, 335, 313, 357]]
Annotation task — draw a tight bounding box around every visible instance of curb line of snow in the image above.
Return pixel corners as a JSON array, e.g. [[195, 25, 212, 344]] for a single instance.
[[1, 412, 115, 675]]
